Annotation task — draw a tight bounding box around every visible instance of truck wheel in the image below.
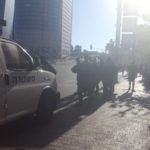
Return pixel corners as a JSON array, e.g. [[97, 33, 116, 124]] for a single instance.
[[37, 90, 55, 121]]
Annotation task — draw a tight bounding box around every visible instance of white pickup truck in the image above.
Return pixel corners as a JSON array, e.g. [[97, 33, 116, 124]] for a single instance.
[[0, 38, 60, 125]]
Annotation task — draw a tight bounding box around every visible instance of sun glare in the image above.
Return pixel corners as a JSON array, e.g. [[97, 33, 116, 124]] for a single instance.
[[137, 0, 150, 15], [125, 0, 150, 15]]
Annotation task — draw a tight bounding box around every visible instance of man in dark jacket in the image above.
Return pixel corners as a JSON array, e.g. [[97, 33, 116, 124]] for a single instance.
[[72, 58, 84, 103], [72, 56, 94, 103], [101, 57, 117, 97]]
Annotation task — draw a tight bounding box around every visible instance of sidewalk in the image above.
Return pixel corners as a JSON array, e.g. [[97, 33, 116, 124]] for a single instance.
[[48, 74, 150, 150]]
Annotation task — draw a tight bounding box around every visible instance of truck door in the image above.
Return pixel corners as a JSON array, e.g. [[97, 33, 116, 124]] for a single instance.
[[1, 41, 38, 118]]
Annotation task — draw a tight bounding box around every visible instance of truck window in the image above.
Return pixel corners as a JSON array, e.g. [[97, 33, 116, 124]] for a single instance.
[[1, 42, 32, 70]]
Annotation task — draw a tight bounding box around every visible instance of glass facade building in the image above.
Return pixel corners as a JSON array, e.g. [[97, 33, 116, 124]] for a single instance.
[[0, 0, 6, 35], [116, 0, 138, 49], [13, 0, 72, 59], [0, 0, 5, 18], [61, 0, 72, 57]]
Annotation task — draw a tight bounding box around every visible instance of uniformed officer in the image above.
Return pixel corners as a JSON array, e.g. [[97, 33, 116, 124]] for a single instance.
[[72, 58, 85, 103], [101, 57, 117, 98]]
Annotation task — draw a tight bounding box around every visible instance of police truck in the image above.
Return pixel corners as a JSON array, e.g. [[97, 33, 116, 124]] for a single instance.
[[0, 38, 60, 125]]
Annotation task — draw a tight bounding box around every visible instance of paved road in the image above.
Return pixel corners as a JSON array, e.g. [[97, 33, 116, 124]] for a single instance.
[[0, 59, 150, 150]]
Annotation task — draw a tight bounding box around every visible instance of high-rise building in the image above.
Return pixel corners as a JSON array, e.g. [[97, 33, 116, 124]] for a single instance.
[[0, 0, 5, 19], [0, 0, 6, 35], [13, 0, 72, 59], [61, 0, 72, 58], [116, 0, 138, 50]]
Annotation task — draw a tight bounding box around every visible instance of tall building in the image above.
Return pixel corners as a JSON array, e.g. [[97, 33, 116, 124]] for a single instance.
[[13, 0, 72, 59], [61, 0, 72, 58], [115, 0, 139, 66], [116, 0, 138, 50], [0, 0, 5, 20], [0, 0, 6, 35]]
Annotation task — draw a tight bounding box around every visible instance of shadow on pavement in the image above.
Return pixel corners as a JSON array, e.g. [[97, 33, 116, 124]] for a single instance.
[[143, 79, 150, 92], [0, 93, 107, 149], [109, 91, 150, 117]]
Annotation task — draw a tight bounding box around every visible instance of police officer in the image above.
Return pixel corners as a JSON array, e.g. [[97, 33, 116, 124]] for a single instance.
[[72, 58, 84, 104], [90, 57, 102, 95], [101, 57, 117, 98]]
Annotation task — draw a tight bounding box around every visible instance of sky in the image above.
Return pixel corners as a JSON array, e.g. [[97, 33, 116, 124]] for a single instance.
[[72, 0, 117, 51]]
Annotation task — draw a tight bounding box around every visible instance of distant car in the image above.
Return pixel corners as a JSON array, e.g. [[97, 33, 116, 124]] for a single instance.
[[0, 38, 60, 125]]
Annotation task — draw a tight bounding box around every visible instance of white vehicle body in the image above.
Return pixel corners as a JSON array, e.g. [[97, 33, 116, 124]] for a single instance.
[[0, 38, 59, 125]]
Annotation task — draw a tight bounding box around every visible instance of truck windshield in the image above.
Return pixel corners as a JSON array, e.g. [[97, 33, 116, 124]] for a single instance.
[[1, 42, 32, 70]]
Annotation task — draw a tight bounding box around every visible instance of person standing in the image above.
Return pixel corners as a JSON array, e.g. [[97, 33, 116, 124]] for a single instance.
[[72, 58, 84, 104], [127, 61, 138, 92], [101, 57, 117, 98]]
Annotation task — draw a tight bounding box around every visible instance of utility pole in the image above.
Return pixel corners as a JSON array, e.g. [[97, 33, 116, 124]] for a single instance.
[[115, 0, 123, 49]]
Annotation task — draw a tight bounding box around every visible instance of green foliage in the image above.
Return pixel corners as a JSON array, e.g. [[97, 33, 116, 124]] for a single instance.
[[142, 13, 150, 23], [135, 24, 150, 60], [105, 39, 115, 53]]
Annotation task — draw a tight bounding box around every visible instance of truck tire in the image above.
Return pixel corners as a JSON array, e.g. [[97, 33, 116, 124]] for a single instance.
[[37, 90, 55, 120]]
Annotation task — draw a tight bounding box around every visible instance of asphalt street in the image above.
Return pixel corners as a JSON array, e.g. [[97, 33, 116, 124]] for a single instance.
[[0, 59, 150, 150]]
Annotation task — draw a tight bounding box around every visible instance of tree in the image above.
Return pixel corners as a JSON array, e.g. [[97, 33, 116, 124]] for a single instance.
[[141, 12, 150, 24], [135, 25, 150, 60], [105, 39, 115, 53]]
